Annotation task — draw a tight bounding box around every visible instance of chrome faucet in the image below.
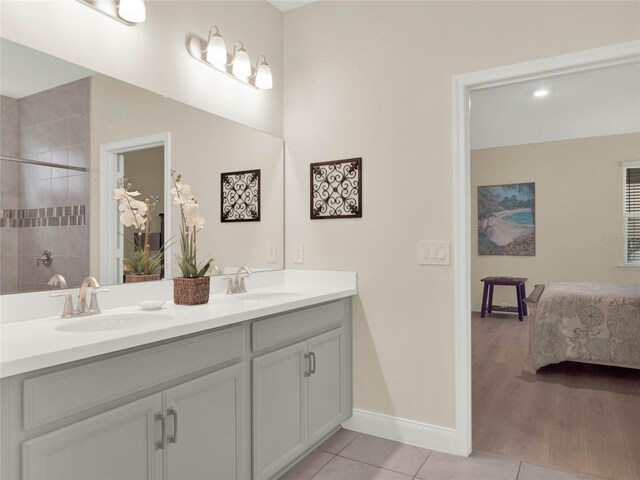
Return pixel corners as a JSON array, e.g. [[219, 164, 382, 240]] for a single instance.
[[50, 275, 109, 318], [226, 266, 253, 294]]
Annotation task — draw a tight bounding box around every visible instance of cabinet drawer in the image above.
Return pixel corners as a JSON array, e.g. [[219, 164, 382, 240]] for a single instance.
[[23, 326, 245, 430], [252, 301, 346, 352]]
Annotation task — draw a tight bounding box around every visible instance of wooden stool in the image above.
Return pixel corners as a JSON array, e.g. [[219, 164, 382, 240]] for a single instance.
[[480, 277, 528, 321]]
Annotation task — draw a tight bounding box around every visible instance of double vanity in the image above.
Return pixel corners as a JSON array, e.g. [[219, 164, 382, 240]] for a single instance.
[[0, 271, 356, 480]]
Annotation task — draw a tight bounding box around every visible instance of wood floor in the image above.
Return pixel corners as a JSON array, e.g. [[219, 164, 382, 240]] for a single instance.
[[472, 312, 640, 480]]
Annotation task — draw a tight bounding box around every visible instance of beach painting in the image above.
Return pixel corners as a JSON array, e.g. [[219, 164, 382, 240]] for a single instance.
[[478, 182, 535, 256]]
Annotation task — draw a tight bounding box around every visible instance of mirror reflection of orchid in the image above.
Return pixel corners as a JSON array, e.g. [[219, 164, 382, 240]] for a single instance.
[[171, 171, 213, 278], [113, 178, 163, 276]]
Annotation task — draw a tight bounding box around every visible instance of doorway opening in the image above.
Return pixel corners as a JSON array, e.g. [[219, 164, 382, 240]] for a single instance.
[[452, 41, 640, 465], [99, 133, 171, 285]]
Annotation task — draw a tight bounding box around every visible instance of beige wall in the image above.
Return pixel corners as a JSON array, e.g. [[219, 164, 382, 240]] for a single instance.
[[283, 1, 640, 429], [0, 0, 283, 137], [472, 134, 640, 308], [90, 74, 283, 280]]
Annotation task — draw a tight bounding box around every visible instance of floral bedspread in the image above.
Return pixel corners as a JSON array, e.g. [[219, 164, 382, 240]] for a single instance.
[[529, 282, 640, 371]]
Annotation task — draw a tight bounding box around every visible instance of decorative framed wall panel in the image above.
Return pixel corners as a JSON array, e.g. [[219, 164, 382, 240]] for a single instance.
[[310, 157, 362, 219], [220, 169, 261, 222]]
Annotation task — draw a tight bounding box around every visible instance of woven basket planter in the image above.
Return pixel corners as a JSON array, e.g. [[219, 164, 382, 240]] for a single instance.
[[173, 276, 210, 305], [125, 273, 161, 283]]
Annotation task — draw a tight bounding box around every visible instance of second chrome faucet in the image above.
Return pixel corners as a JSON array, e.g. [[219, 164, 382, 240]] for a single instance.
[[226, 266, 253, 294]]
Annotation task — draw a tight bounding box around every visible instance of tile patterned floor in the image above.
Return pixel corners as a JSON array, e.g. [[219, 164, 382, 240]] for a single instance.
[[278, 429, 590, 480]]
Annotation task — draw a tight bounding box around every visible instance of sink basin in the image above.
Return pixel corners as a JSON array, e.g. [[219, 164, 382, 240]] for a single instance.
[[230, 292, 302, 302], [55, 313, 174, 333]]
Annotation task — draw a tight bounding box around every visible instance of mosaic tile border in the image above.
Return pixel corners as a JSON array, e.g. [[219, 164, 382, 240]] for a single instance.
[[1, 205, 86, 228]]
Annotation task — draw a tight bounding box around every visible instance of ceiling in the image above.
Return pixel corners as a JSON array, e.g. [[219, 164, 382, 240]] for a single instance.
[[470, 62, 640, 150], [1, 38, 94, 99], [269, 1, 316, 12]]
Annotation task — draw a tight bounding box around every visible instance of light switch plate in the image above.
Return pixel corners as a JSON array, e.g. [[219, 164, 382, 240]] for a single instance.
[[293, 243, 304, 264], [419, 241, 450, 265], [266, 243, 277, 263]]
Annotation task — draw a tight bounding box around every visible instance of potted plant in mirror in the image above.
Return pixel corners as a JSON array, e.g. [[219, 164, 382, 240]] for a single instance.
[[114, 179, 164, 283], [171, 171, 214, 305]]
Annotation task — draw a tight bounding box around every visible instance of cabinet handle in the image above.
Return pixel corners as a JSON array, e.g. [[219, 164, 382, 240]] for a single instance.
[[309, 351, 316, 375], [303, 353, 311, 377], [167, 408, 178, 444], [155, 412, 165, 450]]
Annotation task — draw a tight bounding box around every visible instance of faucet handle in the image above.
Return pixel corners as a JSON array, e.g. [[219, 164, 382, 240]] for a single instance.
[[89, 288, 109, 314], [238, 276, 247, 293], [226, 278, 235, 295], [50, 292, 75, 318]]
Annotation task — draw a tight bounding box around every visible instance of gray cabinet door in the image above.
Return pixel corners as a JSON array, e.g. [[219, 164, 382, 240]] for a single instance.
[[163, 363, 247, 480], [307, 328, 347, 445], [22, 394, 163, 480], [253, 341, 308, 480]]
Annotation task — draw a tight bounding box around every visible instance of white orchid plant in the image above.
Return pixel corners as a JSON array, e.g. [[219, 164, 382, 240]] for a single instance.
[[113, 179, 163, 276], [171, 170, 213, 278]]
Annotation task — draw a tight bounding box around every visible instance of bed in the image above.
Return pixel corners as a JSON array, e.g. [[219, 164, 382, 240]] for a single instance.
[[524, 282, 640, 372]]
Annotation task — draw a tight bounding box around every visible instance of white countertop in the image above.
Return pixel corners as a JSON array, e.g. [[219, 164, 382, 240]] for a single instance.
[[0, 271, 356, 378]]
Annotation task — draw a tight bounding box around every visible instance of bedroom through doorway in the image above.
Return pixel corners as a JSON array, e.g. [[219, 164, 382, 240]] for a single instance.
[[468, 62, 640, 480]]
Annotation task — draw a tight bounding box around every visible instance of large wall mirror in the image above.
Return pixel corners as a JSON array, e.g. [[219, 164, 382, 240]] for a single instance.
[[0, 38, 284, 295]]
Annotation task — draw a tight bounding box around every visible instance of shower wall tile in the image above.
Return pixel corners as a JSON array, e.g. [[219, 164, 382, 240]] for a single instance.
[[68, 174, 89, 205], [67, 145, 87, 168], [1, 127, 19, 157], [51, 176, 69, 206], [51, 147, 68, 165], [1, 229, 18, 258], [8, 77, 91, 294], [18, 96, 36, 129], [68, 114, 87, 145], [1, 96, 19, 131], [67, 255, 89, 286], [50, 118, 69, 150]]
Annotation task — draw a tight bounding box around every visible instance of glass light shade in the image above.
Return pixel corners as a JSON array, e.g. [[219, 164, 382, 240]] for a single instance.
[[255, 63, 273, 89], [206, 34, 227, 67], [232, 49, 251, 79], [119, 0, 146, 23]]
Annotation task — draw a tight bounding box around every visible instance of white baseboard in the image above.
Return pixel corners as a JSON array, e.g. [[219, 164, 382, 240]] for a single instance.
[[342, 408, 462, 456], [471, 303, 482, 313]]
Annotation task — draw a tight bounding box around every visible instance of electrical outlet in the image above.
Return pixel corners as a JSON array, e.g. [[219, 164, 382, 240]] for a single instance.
[[293, 243, 304, 264], [266, 243, 277, 263]]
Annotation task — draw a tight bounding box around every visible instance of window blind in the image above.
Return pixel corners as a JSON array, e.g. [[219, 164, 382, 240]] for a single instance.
[[625, 166, 640, 263]]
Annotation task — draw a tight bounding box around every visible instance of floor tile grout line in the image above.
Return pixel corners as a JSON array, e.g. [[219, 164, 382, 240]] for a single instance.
[[332, 431, 360, 456], [306, 453, 336, 480], [335, 451, 431, 478], [413, 449, 433, 479]]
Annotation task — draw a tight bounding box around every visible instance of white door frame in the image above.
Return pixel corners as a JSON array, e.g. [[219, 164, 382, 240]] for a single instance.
[[99, 133, 172, 285], [452, 41, 640, 456]]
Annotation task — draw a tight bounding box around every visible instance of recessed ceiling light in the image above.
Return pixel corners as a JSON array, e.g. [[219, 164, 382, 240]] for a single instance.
[[533, 89, 549, 98]]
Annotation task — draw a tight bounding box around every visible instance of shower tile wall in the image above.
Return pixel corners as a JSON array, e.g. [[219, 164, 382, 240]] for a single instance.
[[0, 78, 91, 294], [1, 96, 19, 293]]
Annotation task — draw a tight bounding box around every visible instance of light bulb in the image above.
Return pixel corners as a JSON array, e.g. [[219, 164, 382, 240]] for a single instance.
[[232, 48, 251, 79], [206, 33, 227, 67], [118, 0, 146, 23], [255, 62, 273, 89], [533, 89, 549, 97]]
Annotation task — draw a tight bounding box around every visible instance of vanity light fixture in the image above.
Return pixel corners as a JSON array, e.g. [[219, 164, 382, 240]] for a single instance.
[[533, 88, 549, 97], [231, 42, 252, 79], [76, 0, 145, 26], [186, 26, 273, 90], [205, 26, 228, 67], [252, 56, 273, 90], [118, 0, 146, 23]]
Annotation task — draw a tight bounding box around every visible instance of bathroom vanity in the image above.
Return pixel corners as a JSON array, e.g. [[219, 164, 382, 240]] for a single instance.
[[0, 271, 356, 480]]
